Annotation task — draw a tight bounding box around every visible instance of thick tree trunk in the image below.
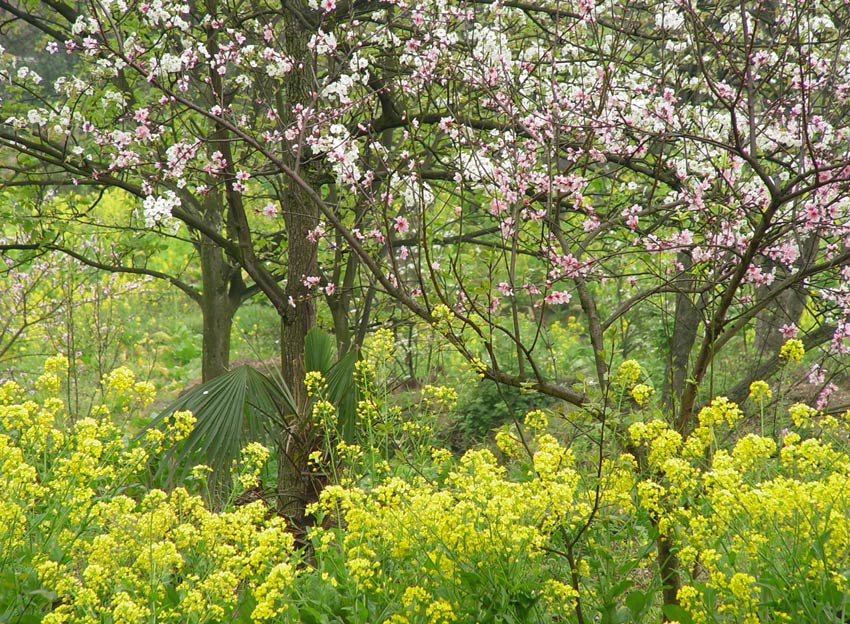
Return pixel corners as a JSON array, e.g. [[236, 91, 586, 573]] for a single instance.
[[198, 235, 239, 381], [276, 0, 320, 521]]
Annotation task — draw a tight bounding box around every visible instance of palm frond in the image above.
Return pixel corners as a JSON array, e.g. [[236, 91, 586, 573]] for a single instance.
[[142, 365, 294, 485]]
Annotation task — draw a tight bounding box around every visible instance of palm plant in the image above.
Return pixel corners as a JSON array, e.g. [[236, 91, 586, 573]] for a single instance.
[[143, 328, 358, 509]]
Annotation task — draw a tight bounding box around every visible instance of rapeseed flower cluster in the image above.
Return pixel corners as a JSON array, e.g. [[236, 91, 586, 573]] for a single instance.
[[615, 359, 642, 386], [778, 337, 805, 363], [629, 396, 850, 622], [35, 354, 68, 394], [697, 396, 743, 428], [747, 380, 772, 403], [311, 426, 588, 622], [614, 360, 656, 408], [6, 354, 850, 624], [102, 365, 156, 414], [1, 359, 300, 624], [629, 383, 654, 406], [304, 370, 326, 396], [420, 384, 458, 411]]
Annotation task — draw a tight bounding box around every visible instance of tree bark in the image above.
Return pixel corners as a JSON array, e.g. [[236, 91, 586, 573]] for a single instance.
[[197, 233, 241, 381], [662, 253, 700, 413], [276, 0, 320, 520]]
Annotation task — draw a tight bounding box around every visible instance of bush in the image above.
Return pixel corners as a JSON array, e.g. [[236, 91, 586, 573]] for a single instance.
[[450, 379, 556, 450]]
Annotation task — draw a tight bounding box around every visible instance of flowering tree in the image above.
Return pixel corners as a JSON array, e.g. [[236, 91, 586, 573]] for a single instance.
[[0, 0, 376, 515], [288, 0, 849, 431]]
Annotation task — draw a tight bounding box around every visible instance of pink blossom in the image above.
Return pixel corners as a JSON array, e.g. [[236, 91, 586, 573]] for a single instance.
[[307, 222, 326, 242], [668, 230, 693, 247], [549, 252, 586, 278], [816, 383, 838, 410], [498, 281, 514, 297], [766, 240, 799, 267], [621, 204, 642, 231], [743, 265, 775, 286], [302, 275, 321, 289], [779, 324, 799, 339], [831, 321, 850, 355], [262, 202, 278, 218], [582, 215, 600, 232], [499, 217, 515, 239], [544, 291, 572, 305], [393, 215, 410, 235]]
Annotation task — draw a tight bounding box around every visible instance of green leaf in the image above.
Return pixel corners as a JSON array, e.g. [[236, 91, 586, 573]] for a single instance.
[[610, 578, 633, 598], [325, 350, 359, 441], [142, 365, 293, 486], [305, 328, 359, 441], [661, 604, 694, 624], [625, 590, 648, 615], [305, 327, 336, 374]]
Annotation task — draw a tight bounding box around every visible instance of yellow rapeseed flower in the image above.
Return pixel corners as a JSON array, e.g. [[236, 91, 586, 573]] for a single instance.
[[167, 410, 196, 441], [615, 359, 642, 387], [495, 429, 523, 459], [305, 370, 325, 397], [779, 338, 804, 363], [425, 598, 456, 624], [728, 572, 756, 602], [421, 385, 458, 410], [788, 402, 818, 427], [697, 396, 743, 428], [630, 383, 654, 406], [524, 409, 548, 432], [747, 380, 772, 403]]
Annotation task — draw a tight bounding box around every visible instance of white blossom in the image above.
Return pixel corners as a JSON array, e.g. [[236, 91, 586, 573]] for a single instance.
[[142, 191, 181, 229]]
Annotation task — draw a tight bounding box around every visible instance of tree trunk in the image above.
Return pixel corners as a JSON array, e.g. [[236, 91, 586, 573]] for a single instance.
[[754, 283, 807, 356], [198, 234, 240, 381], [662, 253, 700, 416], [276, 0, 320, 521], [657, 529, 682, 621]]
